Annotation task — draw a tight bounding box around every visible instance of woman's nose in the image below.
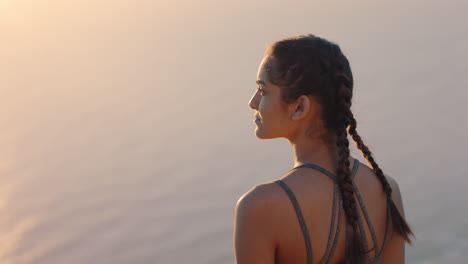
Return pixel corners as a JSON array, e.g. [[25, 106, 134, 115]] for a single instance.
[[249, 93, 259, 110]]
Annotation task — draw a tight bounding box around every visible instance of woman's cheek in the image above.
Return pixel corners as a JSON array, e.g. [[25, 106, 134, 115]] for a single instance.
[[258, 97, 268, 112]]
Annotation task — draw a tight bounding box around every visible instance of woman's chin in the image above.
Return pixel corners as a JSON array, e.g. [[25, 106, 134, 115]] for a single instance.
[[255, 128, 271, 139], [254, 128, 265, 138]]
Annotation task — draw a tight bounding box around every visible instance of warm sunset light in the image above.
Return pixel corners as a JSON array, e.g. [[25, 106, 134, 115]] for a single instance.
[[1, 0, 467, 263]]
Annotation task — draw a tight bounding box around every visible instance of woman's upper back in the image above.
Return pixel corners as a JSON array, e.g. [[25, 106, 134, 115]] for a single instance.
[[245, 156, 405, 264]]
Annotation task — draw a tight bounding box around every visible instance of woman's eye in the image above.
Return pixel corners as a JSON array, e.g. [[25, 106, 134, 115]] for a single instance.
[[257, 87, 265, 96]]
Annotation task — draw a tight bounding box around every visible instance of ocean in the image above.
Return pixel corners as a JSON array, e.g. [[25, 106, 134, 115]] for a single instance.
[[1, 0, 467, 263]]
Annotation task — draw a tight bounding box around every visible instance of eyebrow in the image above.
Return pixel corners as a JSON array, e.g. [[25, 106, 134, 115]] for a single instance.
[[256, 80, 267, 87]]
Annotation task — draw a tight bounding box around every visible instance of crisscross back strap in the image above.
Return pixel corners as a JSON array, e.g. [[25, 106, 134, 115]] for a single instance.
[[290, 159, 360, 182], [275, 180, 313, 264], [375, 198, 393, 259], [354, 181, 379, 256], [290, 163, 337, 181], [276, 159, 360, 264]]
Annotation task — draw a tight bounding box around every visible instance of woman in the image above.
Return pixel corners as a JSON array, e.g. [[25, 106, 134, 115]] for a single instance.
[[233, 35, 413, 264]]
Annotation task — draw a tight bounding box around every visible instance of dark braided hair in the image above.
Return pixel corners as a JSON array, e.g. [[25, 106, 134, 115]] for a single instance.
[[265, 34, 413, 263]]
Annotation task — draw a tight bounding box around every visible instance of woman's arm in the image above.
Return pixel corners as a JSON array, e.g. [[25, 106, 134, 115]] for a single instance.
[[234, 184, 277, 264]]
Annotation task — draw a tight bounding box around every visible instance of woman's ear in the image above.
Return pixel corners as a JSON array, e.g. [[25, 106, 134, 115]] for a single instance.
[[291, 95, 311, 120]]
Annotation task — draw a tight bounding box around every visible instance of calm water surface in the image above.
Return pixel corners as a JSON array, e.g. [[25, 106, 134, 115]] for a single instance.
[[1, 0, 467, 263]]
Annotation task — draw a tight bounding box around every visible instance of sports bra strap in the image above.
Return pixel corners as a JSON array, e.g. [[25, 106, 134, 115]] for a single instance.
[[376, 198, 393, 257], [275, 179, 313, 264], [290, 163, 337, 181], [354, 181, 380, 256], [319, 183, 339, 264], [276, 159, 394, 263], [290, 159, 360, 182]]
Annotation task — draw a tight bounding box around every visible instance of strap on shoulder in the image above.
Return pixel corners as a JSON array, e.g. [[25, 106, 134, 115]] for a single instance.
[[376, 198, 393, 257], [275, 180, 313, 264], [290, 158, 360, 182]]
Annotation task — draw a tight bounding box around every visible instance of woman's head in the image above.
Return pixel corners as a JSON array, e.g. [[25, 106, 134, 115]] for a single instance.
[[250, 34, 413, 263], [249, 35, 354, 143]]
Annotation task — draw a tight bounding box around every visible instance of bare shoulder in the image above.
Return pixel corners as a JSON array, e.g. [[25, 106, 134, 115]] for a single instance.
[[236, 181, 283, 214], [385, 174, 399, 191], [384, 174, 405, 215], [385, 174, 401, 197], [234, 181, 285, 251], [358, 162, 405, 212]]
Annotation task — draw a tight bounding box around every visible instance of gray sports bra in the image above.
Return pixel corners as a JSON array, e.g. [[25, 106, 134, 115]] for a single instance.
[[274, 158, 391, 264]]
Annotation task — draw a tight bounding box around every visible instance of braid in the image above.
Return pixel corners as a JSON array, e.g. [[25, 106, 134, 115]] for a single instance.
[[331, 54, 414, 245], [335, 81, 365, 264], [348, 115, 391, 195], [347, 111, 414, 243]]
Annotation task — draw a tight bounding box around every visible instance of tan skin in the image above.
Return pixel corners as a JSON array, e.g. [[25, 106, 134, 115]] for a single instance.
[[233, 57, 406, 264]]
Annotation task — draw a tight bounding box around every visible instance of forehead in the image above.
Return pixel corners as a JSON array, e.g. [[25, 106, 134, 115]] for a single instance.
[[256, 56, 273, 83]]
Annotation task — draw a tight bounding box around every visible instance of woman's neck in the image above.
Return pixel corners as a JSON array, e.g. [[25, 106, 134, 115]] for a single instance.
[[289, 132, 340, 173]]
